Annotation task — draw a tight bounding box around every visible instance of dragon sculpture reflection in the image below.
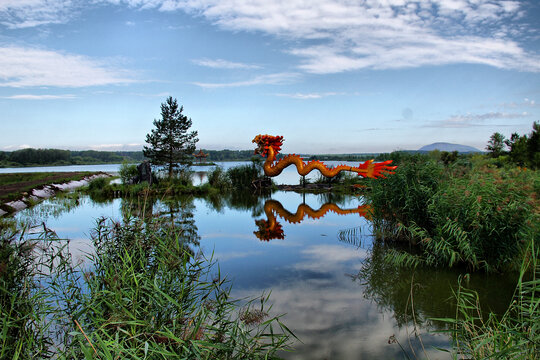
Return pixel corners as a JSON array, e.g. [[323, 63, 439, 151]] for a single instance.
[[254, 199, 371, 241], [252, 134, 396, 178]]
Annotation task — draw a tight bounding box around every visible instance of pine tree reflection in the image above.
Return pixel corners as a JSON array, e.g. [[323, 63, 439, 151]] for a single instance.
[[120, 195, 200, 255]]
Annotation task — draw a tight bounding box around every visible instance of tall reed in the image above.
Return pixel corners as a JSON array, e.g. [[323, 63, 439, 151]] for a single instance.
[[434, 240, 539, 359], [1, 215, 294, 359], [368, 155, 539, 272]]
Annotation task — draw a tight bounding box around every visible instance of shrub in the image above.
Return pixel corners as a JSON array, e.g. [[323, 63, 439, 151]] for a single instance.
[[368, 156, 443, 232], [87, 176, 108, 191], [207, 166, 230, 189], [426, 166, 537, 270], [119, 161, 138, 184], [227, 163, 263, 189], [369, 157, 539, 271]]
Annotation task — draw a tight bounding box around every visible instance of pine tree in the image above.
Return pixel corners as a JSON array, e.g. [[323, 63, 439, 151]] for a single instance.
[[143, 97, 199, 180]]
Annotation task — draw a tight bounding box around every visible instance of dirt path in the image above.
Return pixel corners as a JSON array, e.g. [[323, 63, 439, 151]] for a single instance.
[[0, 172, 92, 199], [0, 172, 109, 216]]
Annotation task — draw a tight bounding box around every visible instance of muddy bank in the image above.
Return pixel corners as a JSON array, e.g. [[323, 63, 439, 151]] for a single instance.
[[0, 173, 110, 216]]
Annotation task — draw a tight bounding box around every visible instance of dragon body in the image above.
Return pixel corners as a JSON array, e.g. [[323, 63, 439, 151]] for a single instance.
[[252, 134, 396, 178], [255, 199, 370, 241]]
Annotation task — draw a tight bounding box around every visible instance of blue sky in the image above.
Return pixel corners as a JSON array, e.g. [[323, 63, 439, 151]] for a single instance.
[[1, 0, 539, 153]]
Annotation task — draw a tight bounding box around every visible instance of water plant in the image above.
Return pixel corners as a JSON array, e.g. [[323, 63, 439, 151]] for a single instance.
[[368, 153, 539, 272], [0, 215, 294, 359], [206, 166, 231, 190], [119, 161, 138, 185], [435, 240, 539, 359], [226, 161, 266, 190]]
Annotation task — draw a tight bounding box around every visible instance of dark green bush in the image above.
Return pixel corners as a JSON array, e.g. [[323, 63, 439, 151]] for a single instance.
[[227, 163, 263, 189], [369, 156, 443, 232], [207, 166, 230, 189], [369, 156, 539, 272], [426, 166, 537, 270], [87, 176, 108, 191], [119, 161, 138, 184]]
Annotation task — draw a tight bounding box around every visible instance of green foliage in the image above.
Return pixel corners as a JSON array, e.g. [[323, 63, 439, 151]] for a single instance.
[[87, 177, 109, 192], [486, 122, 540, 169], [119, 161, 139, 184], [505, 132, 529, 166], [368, 154, 443, 232], [0, 226, 54, 359], [143, 97, 199, 179], [204, 149, 258, 161], [226, 161, 266, 190], [427, 166, 537, 270], [440, 150, 459, 165], [207, 166, 231, 190], [368, 153, 539, 271], [1, 216, 293, 359], [486, 132, 506, 157], [434, 241, 539, 359], [528, 121, 540, 168]]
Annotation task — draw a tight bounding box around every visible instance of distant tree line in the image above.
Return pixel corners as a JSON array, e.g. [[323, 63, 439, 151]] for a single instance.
[[204, 149, 256, 161], [0, 148, 145, 167]]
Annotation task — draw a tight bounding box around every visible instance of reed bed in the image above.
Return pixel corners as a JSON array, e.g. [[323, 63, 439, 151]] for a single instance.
[[367, 154, 539, 272], [0, 216, 293, 359]]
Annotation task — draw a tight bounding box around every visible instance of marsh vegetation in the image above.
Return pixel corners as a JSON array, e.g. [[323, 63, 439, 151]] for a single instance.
[[1, 123, 539, 359]]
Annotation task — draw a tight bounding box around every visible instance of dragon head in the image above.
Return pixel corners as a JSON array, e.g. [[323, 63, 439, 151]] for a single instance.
[[252, 134, 284, 157]]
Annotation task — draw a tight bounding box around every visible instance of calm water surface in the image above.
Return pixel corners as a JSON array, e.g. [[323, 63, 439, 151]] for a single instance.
[[7, 168, 518, 359], [0, 161, 371, 185]]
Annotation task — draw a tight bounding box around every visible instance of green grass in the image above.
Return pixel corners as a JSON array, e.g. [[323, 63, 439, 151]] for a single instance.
[[434, 240, 539, 359], [0, 216, 294, 359], [367, 153, 539, 272]]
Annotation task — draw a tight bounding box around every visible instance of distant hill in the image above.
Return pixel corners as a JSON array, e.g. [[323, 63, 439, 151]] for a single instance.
[[418, 142, 481, 153]]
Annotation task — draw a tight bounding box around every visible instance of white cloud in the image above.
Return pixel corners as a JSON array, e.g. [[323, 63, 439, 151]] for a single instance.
[[430, 111, 530, 128], [107, 0, 539, 73], [2, 0, 538, 73], [0, 46, 136, 88], [87, 143, 143, 150], [192, 72, 299, 88], [2, 94, 76, 100], [2, 144, 32, 150], [275, 92, 341, 99], [192, 58, 261, 69], [0, 0, 77, 29], [500, 98, 539, 108]]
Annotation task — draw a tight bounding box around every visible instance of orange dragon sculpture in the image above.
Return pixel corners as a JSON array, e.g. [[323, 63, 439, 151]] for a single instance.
[[254, 199, 371, 241], [253, 134, 396, 178]]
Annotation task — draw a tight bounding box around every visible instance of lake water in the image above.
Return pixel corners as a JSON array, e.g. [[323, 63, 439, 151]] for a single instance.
[[0, 161, 368, 185], [10, 185, 518, 359]]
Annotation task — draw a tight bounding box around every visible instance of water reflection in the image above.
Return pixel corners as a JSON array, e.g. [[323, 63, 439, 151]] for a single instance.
[[254, 199, 370, 241], [16, 194, 82, 222], [8, 190, 519, 359], [354, 241, 516, 328]]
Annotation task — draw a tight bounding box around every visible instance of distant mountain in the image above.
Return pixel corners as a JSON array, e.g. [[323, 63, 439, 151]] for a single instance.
[[418, 142, 482, 153]]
